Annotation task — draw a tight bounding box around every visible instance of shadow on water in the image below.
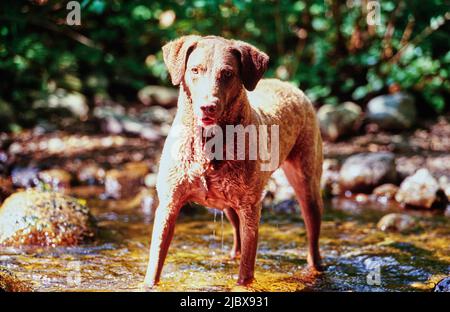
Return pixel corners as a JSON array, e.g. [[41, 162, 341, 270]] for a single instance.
[[0, 193, 448, 292]]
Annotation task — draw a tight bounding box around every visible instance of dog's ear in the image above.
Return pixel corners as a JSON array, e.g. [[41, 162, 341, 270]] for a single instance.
[[233, 41, 269, 91], [162, 35, 201, 86]]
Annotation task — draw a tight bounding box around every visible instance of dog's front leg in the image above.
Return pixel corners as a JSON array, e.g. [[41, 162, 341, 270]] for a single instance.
[[144, 199, 182, 288], [236, 204, 261, 286]]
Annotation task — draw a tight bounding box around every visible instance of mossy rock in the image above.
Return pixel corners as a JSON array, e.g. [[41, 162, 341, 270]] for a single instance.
[[0, 267, 33, 292], [0, 190, 96, 247]]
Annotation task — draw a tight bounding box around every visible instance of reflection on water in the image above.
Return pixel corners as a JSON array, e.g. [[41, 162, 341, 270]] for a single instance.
[[0, 193, 448, 292]]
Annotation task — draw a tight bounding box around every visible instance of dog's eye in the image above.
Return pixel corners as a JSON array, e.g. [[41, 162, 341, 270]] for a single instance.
[[222, 70, 233, 79], [191, 67, 199, 75]]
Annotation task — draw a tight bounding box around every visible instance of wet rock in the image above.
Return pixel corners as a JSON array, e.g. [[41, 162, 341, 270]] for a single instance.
[[339, 152, 397, 193], [317, 102, 362, 141], [377, 213, 415, 233], [395, 169, 448, 209], [77, 163, 106, 185], [0, 190, 95, 246], [33, 88, 89, 120], [366, 92, 416, 130], [105, 162, 149, 199], [373, 184, 399, 200], [11, 166, 40, 188], [0, 267, 33, 292], [138, 85, 178, 107], [38, 169, 72, 190], [434, 277, 450, 292]]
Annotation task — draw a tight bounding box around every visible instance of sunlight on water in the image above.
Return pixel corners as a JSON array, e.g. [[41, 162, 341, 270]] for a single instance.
[[0, 193, 448, 292]]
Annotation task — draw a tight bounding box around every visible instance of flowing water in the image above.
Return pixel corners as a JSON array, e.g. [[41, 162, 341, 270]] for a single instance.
[[0, 191, 448, 292]]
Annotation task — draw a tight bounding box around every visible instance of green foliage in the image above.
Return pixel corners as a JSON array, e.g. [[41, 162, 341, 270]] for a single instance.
[[0, 0, 449, 129]]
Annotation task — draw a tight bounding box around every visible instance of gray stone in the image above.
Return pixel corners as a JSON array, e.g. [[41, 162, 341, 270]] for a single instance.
[[339, 152, 397, 193], [377, 213, 415, 232], [395, 169, 447, 209], [366, 92, 416, 130], [317, 102, 362, 141], [373, 183, 399, 200]]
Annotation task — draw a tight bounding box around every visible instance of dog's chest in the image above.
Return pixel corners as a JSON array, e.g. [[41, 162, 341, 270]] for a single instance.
[[190, 161, 260, 209]]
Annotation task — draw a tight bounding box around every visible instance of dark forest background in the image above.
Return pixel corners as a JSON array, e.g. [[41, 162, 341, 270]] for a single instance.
[[0, 0, 449, 131]]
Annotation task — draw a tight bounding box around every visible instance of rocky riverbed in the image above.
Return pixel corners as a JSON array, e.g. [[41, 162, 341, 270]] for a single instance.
[[0, 106, 449, 292]]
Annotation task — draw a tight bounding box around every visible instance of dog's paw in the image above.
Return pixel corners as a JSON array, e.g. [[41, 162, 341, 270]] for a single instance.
[[307, 254, 324, 272], [141, 279, 160, 291], [229, 250, 241, 260]]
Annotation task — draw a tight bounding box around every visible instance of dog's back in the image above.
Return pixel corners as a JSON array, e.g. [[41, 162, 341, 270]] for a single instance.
[[247, 78, 318, 166]]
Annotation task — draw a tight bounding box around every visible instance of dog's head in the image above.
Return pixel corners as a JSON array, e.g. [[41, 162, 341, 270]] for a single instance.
[[162, 35, 269, 127]]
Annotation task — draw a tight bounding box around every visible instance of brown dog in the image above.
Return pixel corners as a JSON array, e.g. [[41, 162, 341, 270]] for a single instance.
[[144, 35, 323, 287]]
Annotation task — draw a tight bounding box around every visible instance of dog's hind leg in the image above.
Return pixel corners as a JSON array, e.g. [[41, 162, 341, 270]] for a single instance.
[[281, 130, 323, 271], [224, 207, 241, 259]]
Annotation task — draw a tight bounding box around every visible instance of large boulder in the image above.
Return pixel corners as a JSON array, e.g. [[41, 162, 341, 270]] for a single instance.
[[366, 92, 416, 130], [0, 190, 95, 246], [317, 102, 362, 141], [339, 152, 397, 193], [395, 169, 448, 209]]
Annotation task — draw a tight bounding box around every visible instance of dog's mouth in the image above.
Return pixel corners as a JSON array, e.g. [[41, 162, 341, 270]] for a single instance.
[[200, 116, 216, 126]]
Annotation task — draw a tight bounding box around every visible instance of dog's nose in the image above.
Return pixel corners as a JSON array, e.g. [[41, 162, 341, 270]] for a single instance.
[[200, 103, 217, 116]]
